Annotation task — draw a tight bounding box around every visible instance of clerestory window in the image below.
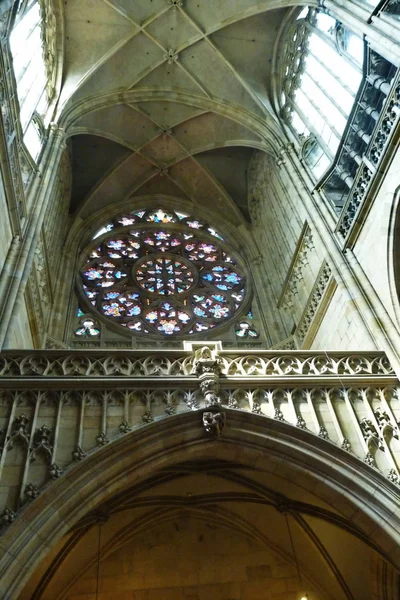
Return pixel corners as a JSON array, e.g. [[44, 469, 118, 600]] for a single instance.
[[280, 8, 364, 179], [9, 0, 53, 160]]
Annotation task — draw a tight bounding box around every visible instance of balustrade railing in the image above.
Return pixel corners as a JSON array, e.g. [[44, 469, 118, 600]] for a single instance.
[[0, 348, 399, 527]]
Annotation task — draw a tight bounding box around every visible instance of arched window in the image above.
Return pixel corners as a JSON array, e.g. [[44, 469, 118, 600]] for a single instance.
[[79, 208, 248, 337], [9, 0, 54, 160], [280, 8, 364, 179]]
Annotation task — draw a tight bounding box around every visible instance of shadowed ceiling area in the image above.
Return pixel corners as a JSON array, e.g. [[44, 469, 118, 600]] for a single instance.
[[60, 0, 292, 224], [20, 460, 388, 600]]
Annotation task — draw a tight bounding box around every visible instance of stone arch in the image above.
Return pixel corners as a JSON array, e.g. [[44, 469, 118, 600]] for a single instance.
[[1, 409, 400, 598]]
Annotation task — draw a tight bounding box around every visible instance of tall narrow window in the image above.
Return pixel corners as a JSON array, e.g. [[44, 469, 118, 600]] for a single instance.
[[10, 1, 50, 160], [280, 8, 364, 179]]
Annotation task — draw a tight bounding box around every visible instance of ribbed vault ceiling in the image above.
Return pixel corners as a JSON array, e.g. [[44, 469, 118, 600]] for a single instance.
[[59, 0, 294, 225]]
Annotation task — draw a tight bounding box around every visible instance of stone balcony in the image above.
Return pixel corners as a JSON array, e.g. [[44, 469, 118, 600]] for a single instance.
[[0, 346, 399, 525]]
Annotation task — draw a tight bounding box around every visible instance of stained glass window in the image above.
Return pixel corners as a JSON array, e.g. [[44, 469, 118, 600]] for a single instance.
[[80, 210, 246, 337], [235, 322, 259, 339], [92, 207, 224, 241]]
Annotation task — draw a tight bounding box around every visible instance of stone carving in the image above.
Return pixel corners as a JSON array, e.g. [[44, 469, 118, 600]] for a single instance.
[[341, 438, 352, 452], [296, 262, 333, 344], [38, 0, 57, 101], [0, 347, 398, 522], [185, 392, 199, 411], [247, 151, 273, 220], [49, 463, 63, 480], [280, 224, 314, 309], [119, 421, 132, 434], [194, 346, 222, 408], [165, 49, 179, 64], [360, 418, 384, 451], [1, 507, 16, 526], [252, 402, 263, 415], [364, 452, 376, 468], [142, 411, 154, 424], [8, 414, 30, 449], [0, 350, 393, 378], [72, 445, 86, 462], [387, 468, 399, 483], [96, 432, 109, 446], [25, 483, 40, 500], [274, 408, 285, 421], [318, 426, 329, 440], [31, 425, 53, 462], [375, 407, 398, 441], [203, 411, 226, 437], [296, 415, 307, 429], [168, 0, 183, 8], [270, 337, 297, 350]]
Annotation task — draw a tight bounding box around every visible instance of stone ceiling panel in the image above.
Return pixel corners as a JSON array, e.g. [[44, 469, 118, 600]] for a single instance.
[[179, 39, 264, 116], [183, 0, 270, 32], [136, 102, 206, 128], [169, 157, 243, 224], [210, 11, 285, 110], [79, 153, 157, 220], [140, 133, 189, 166], [71, 33, 165, 102], [74, 105, 162, 149], [61, 0, 291, 226], [61, 0, 135, 102], [135, 60, 203, 95], [129, 173, 192, 203], [70, 135, 132, 213], [110, 0, 168, 24], [145, 6, 201, 50], [172, 112, 262, 151], [194, 147, 254, 220]]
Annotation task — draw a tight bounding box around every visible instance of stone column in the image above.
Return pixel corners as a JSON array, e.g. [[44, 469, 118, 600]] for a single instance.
[[0, 124, 66, 348]]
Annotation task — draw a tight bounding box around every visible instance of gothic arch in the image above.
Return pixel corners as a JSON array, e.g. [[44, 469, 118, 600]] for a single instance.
[[2, 410, 400, 598]]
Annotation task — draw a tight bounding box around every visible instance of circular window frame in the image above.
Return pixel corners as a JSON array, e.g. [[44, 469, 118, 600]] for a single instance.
[[76, 220, 252, 340]]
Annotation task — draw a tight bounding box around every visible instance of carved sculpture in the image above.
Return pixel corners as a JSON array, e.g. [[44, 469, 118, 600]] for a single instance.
[[203, 411, 226, 437]]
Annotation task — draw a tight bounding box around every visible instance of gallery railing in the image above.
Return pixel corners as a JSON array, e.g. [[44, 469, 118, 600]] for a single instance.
[[0, 347, 399, 526]]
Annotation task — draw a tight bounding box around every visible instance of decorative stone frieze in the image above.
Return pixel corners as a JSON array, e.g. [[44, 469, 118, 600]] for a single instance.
[[247, 151, 273, 220], [0, 347, 399, 523], [295, 262, 333, 345], [279, 223, 314, 309], [0, 349, 394, 378], [38, 0, 57, 101]]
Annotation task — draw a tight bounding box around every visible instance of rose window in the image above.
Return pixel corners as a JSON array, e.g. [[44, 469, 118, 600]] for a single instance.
[[135, 256, 195, 295], [79, 208, 247, 336]]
